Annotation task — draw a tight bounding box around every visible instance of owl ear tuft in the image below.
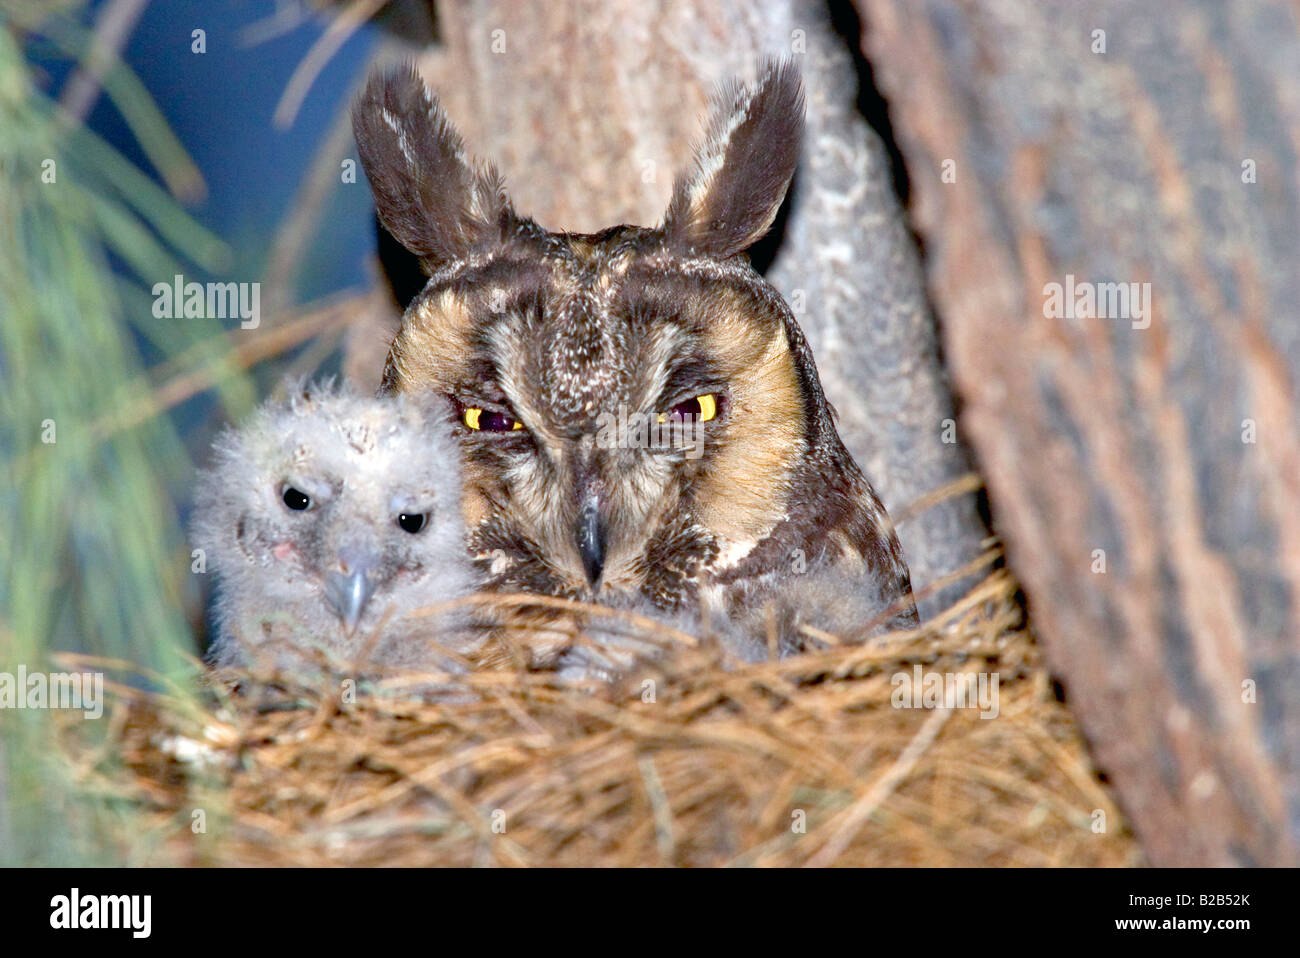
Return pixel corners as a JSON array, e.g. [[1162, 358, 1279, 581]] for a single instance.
[[352, 63, 514, 273], [662, 59, 804, 259]]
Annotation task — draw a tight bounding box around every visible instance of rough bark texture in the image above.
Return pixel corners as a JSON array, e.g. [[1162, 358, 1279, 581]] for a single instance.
[[857, 0, 1300, 865], [357, 0, 987, 605]]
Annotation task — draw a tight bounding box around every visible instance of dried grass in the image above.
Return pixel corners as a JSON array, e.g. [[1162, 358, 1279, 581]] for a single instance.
[[55, 565, 1141, 867]]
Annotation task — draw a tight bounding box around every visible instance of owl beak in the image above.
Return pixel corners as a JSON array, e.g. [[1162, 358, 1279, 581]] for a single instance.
[[324, 564, 379, 634], [576, 492, 607, 588]]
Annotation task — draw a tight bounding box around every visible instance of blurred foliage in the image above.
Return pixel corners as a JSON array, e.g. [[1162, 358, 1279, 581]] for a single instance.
[[0, 0, 256, 864]]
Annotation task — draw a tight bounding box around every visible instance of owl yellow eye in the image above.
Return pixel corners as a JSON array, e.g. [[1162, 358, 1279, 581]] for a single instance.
[[463, 407, 523, 432], [658, 393, 719, 424]]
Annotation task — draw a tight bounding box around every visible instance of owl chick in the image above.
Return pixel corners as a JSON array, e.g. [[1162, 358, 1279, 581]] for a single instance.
[[351, 59, 919, 660], [193, 381, 480, 675], [550, 565, 907, 683], [712, 563, 914, 662]]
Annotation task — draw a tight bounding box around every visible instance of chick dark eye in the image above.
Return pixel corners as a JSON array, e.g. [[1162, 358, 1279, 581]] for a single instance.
[[463, 406, 523, 432], [397, 513, 426, 534], [282, 487, 311, 511]]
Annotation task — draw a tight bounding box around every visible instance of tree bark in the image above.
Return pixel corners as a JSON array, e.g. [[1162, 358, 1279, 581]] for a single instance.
[[857, 0, 1300, 865]]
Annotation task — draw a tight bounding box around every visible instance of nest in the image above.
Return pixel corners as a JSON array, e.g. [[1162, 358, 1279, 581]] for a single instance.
[[57, 566, 1139, 866]]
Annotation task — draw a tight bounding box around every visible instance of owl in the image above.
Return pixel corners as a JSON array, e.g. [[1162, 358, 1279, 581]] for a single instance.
[[350, 59, 918, 655], [193, 381, 481, 675]]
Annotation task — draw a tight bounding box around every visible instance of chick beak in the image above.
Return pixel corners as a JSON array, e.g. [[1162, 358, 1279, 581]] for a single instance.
[[576, 490, 607, 589], [324, 559, 380, 635]]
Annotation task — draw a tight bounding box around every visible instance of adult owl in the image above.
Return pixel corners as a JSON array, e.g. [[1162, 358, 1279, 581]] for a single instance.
[[351, 60, 918, 649]]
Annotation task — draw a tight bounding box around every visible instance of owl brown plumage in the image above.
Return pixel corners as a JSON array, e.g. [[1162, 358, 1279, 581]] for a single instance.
[[351, 60, 918, 654]]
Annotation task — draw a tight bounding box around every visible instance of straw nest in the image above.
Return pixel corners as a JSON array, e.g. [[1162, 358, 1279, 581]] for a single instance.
[[56, 562, 1140, 866]]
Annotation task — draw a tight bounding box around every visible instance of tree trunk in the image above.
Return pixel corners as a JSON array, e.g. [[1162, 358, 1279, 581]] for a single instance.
[[857, 0, 1300, 865]]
